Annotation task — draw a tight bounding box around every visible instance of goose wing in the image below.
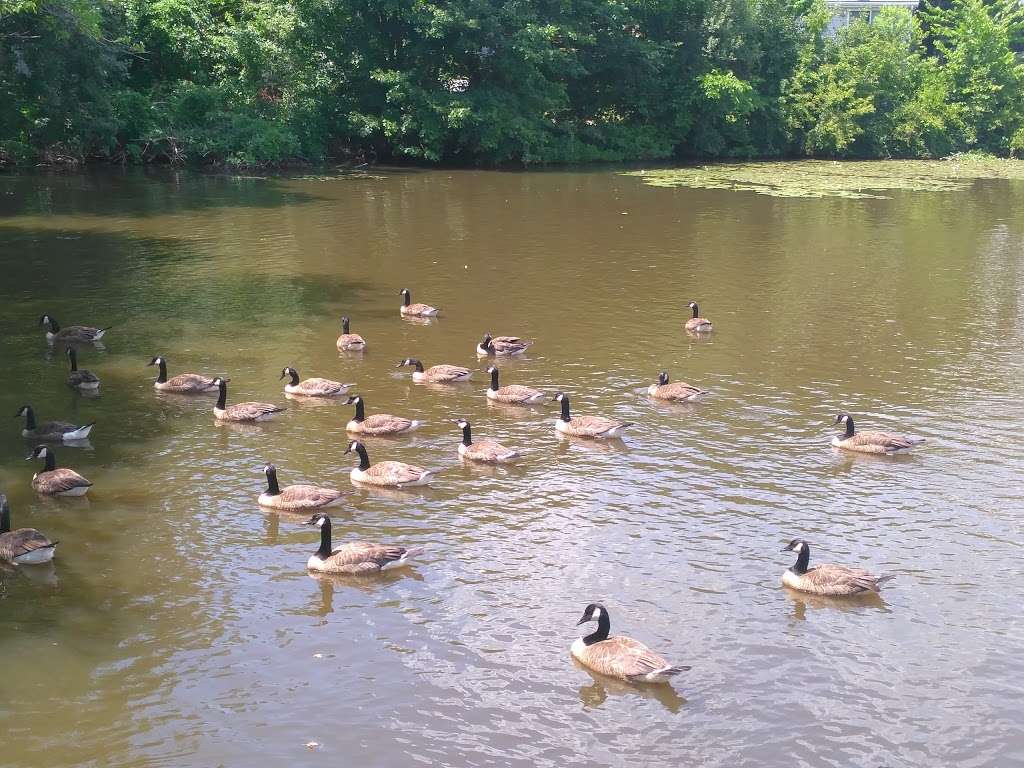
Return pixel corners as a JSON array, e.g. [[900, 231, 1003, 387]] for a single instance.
[[848, 430, 923, 452], [364, 460, 429, 485], [59, 325, 103, 341], [570, 416, 630, 436], [426, 365, 471, 380], [279, 484, 345, 508], [69, 370, 100, 385], [405, 302, 436, 315], [336, 333, 365, 348], [35, 420, 79, 436], [324, 541, 410, 572], [584, 636, 675, 680], [654, 382, 705, 401], [224, 402, 284, 421], [495, 384, 544, 403], [295, 377, 349, 396], [0, 529, 54, 562], [801, 564, 887, 595], [35, 469, 92, 493], [165, 373, 217, 391], [358, 414, 414, 434], [464, 440, 519, 462]]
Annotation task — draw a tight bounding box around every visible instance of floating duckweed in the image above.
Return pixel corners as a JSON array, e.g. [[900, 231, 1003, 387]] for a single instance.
[[625, 157, 1024, 199]]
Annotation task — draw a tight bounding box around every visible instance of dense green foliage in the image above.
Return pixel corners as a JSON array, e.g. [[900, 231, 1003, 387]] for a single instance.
[[1, 0, 1022, 166]]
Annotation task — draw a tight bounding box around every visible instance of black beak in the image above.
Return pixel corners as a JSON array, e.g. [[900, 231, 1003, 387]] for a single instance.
[[395, 361, 405, 368], [279, 372, 286, 380], [781, 545, 794, 552], [576, 616, 589, 626], [302, 519, 316, 526], [146, 360, 155, 367], [25, 453, 33, 461], [343, 446, 353, 455]]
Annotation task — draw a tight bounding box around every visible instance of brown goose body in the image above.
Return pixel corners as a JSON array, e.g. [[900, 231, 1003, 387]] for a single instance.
[[572, 604, 689, 683], [476, 334, 533, 357], [16, 405, 94, 442], [41, 315, 110, 344], [684, 302, 712, 333], [258, 465, 344, 511], [485, 367, 545, 404], [212, 378, 284, 422], [832, 413, 924, 455], [781, 539, 893, 596], [28, 446, 92, 496], [336, 316, 367, 351], [304, 513, 423, 573], [647, 371, 707, 402], [399, 289, 439, 317], [0, 496, 57, 565], [66, 348, 100, 391], [345, 396, 422, 435]]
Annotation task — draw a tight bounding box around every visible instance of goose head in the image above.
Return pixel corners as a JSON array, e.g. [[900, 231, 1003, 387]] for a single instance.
[[147, 356, 164, 367], [27, 445, 49, 461], [657, 371, 669, 386], [345, 395, 362, 405], [576, 602, 608, 626], [835, 413, 851, 425], [14, 405, 30, 418], [343, 440, 363, 455], [782, 538, 808, 553], [279, 366, 298, 381], [304, 512, 330, 527]]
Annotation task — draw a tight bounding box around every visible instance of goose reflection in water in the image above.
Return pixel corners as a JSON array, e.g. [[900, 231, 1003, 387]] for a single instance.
[[574, 661, 686, 714], [785, 589, 891, 621], [308, 570, 424, 617]]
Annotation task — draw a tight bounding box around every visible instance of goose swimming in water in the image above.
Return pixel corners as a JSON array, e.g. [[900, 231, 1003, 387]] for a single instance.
[[280, 367, 353, 397], [212, 378, 284, 422], [831, 413, 925, 455], [40, 314, 110, 344], [399, 288, 439, 317], [303, 512, 423, 574], [148, 356, 219, 394], [485, 366, 545, 404], [397, 358, 472, 383], [781, 539, 894, 596], [66, 348, 100, 391], [0, 495, 58, 565], [258, 464, 345, 511], [553, 392, 633, 438], [15, 405, 94, 442], [344, 440, 435, 487], [344, 396, 422, 435], [684, 302, 712, 333], [476, 333, 533, 357], [647, 371, 707, 402], [571, 603, 689, 683], [27, 446, 92, 496], [336, 316, 366, 351], [452, 418, 519, 463]]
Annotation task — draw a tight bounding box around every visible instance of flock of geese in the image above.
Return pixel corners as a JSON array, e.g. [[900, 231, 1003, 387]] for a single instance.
[[2, 292, 925, 685]]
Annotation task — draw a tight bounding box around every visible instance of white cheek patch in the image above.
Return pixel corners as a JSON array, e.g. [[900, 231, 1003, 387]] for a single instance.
[[591, 606, 603, 620], [316, 517, 326, 527]]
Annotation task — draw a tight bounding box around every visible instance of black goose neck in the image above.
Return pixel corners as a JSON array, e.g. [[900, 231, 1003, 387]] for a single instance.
[[265, 468, 281, 495], [342, 318, 350, 334], [23, 407, 36, 430], [317, 517, 333, 557], [844, 416, 855, 438], [352, 399, 365, 422], [691, 303, 699, 318], [68, 350, 78, 372], [0, 502, 10, 534], [583, 612, 611, 646], [42, 452, 56, 472], [156, 359, 168, 383], [355, 443, 371, 471], [489, 368, 499, 391], [49, 318, 61, 332], [287, 369, 300, 386], [216, 382, 227, 410], [403, 292, 411, 307], [460, 423, 472, 446], [411, 360, 424, 373], [559, 397, 571, 422], [791, 546, 810, 575]]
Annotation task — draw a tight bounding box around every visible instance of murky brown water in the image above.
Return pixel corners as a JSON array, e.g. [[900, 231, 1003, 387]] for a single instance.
[[1, 167, 1022, 768]]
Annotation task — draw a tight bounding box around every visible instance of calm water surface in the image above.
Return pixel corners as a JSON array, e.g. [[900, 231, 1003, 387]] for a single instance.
[[0, 167, 1022, 768]]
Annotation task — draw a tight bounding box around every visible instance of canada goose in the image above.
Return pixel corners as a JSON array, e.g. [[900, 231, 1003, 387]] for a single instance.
[[344, 440, 435, 487], [0, 495, 57, 565], [147, 356, 219, 394], [27, 445, 92, 496], [485, 366, 545, 404], [781, 539, 894, 596], [258, 464, 345, 511], [39, 314, 110, 344], [280, 367, 353, 397], [397, 358, 472, 383], [832, 413, 925, 455], [647, 371, 708, 402], [553, 393, 633, 438], [476, 333, 533, 357], [15, 405, 94, 442], [336, 316, 366, 351], [345, 395, 422, 435], [453, 418, 519, 463], [212, 378, 284, 422], [303, 512, 424, 574], [572, 603, 689, 683], [399, 288, 439, 317], [685, 302, 712, 333], [66, 348, 100, 391]]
